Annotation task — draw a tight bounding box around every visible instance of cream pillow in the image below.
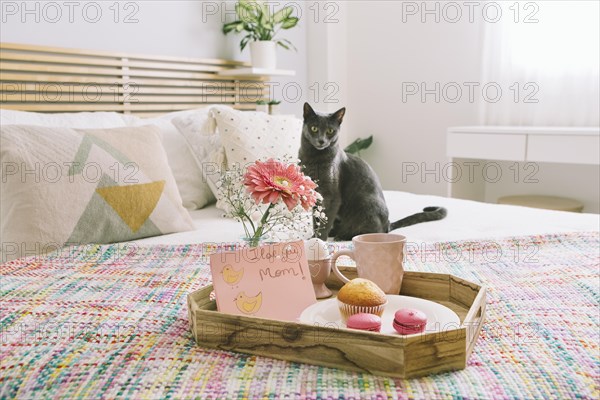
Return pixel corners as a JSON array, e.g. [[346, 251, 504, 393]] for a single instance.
[[0, 109, 137, 128], [1, 125, 194, 262], [173, 111, 223, 199], [0, 108, 216, 210], [131, 109, 217, 210], [211, 105, 302, 166], [194, 106, 302, 199]]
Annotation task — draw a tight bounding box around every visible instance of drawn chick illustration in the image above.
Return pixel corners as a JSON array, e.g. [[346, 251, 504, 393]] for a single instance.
[[221, 264, 244, 286], [234, 291, 263, 315]]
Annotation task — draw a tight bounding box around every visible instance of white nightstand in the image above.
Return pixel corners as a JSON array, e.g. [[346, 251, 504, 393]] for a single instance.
[[446, 126, 600, 203]]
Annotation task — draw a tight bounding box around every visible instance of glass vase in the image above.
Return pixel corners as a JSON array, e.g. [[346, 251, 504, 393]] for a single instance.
[[241, 235, 267, 248]]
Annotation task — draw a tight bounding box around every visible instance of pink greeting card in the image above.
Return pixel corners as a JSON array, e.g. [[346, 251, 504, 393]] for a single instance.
[[209, 240, 317, 321]]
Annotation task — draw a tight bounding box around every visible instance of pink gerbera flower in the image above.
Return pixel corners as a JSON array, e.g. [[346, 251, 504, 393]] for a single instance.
[[243, 159, 318, 211]]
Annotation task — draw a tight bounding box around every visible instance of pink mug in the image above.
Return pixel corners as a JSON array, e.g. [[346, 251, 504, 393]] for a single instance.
[[308, 258, 333, 299], [331, 233, 406, 294]]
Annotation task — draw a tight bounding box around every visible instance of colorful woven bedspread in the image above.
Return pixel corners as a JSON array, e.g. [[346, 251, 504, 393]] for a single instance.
[[1, 232, 599, 399]]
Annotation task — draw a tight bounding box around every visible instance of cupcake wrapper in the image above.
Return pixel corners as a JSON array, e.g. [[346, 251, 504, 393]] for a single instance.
[[338, 300, 387, 323]]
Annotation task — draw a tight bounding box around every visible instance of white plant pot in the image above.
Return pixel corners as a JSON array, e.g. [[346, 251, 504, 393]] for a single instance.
[[269, 104, 280, 115], [250, 41, 277, 69], [256, 103, 269, 113]]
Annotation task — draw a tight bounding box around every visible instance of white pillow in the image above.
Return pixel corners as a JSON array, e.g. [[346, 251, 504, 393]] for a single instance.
[[0, 108, 216, 210], [205, 106, 312, 235], [0, 109, 137, 128], [198, 106, 302, 200], [172, 111, 223, 200], [131, 109, 216, 210], [1, 125, 194, 262], [211, 106, 302, 167]]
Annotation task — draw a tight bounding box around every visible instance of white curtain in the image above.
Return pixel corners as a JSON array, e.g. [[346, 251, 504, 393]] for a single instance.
[[480, 1, 599, 126]]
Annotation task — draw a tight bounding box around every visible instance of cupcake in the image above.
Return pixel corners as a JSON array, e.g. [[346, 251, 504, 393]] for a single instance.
[[337, 278, 387, 322]]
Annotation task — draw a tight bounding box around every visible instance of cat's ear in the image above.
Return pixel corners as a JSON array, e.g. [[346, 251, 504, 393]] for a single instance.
[[303, 102, 316, 118], [332, 107, 346, 124]]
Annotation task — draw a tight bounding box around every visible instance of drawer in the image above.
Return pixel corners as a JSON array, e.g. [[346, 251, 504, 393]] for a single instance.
[[527, 135, 600, 165], [447, 133, 526, 161]]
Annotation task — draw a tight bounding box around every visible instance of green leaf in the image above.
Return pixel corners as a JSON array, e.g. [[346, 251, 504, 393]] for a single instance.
[[344, 136, 374, 155], [236, 2, 258, 23], [223, 21, 245, 34], [273, 6, 293, 24], [276, 38, 296, 51], [281, 17, 299, 29], [276, 40, 290, 50], [257, 25, 272, 40], [259, 10, 269, 26], [242, 22, 258, 39], [240, 35, 252, 51], [260, 2, 270, 18], [239, 0, 260, 10]]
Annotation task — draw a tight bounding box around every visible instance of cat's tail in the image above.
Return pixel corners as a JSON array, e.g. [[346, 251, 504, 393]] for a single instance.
[[389, 207, 447, 231]]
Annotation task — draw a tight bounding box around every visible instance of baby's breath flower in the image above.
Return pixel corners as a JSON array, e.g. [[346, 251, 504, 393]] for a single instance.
[[217, 158, 327, 241]]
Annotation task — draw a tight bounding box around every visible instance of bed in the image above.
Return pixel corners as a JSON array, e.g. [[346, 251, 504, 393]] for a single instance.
[[137, 190, 600, 245], [1, 43, 599, 399]]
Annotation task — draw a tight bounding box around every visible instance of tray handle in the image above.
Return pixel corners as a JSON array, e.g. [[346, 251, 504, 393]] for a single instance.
[[463, 286, 486, 358]]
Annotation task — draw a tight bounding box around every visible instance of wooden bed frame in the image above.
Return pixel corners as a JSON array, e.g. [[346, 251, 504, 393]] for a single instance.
[[0, 42, 268, 117]]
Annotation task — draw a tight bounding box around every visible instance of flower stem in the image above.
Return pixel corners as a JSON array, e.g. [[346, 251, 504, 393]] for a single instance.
[[254, 203, 275, 239]]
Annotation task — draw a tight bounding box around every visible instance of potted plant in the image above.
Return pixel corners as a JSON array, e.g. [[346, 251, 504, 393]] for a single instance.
[[344, 136, 374, 157], [222, 0, 299, 69], [268, 99, 281, 115], [256, 100, 269, 113]]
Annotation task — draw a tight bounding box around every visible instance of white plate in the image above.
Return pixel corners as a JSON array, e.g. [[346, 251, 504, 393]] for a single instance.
[[299, 295, 461, 336]]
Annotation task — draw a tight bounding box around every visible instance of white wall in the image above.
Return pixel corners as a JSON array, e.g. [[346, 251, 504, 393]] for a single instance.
[[0, 0, 307, 116], [344, 1, 484, 197], [307, 1, 484, 197], [306, 1, 348, 113], [307, 1, 599, 212]]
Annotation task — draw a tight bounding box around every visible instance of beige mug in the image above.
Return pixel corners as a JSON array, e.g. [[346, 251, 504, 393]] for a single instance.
[[331, 233, 406, 294]]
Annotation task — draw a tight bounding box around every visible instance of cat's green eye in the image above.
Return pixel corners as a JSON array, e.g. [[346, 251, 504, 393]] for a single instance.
[[326, 128, 335, 136], [310, 126, 318, 133]]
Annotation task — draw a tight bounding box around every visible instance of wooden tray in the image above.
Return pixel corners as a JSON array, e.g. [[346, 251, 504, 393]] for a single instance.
[[188, 267, 486, 378]]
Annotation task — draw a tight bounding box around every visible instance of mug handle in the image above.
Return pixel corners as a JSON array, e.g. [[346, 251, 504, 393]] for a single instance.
[[331, 249, 355, 284]]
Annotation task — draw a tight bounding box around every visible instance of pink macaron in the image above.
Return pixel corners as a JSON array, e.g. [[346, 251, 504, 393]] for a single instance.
[[392, 308, 427, 335], [346, 313, 382, 332]]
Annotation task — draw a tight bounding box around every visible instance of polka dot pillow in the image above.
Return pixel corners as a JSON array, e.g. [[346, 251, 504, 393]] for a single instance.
[[210, 106, 302, 168]]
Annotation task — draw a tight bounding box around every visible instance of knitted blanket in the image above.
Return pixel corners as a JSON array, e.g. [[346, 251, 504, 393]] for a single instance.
[[1, 233, 598, 399]]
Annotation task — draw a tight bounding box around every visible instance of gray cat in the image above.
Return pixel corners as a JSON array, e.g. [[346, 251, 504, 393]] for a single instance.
[[298, 103, 447, 240]]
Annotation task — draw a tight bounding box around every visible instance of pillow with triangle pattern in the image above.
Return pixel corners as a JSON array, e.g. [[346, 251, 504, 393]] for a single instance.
[[0, 124, 194, 262]]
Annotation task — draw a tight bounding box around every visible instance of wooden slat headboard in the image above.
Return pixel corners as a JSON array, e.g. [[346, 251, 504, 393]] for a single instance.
[[0, 42, 268, 117]]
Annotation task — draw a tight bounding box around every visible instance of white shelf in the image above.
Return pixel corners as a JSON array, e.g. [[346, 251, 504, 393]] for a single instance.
[[448, 126, 600, 136], [446, 126, 600, 203], [217, 67, 296, 78]]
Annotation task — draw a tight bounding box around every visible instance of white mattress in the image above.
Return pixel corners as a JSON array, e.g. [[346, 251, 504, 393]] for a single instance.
[[135, 191, 599, 245]]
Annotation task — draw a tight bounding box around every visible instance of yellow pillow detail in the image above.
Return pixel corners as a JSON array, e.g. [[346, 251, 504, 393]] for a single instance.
[[96, 180, 166, 233]]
